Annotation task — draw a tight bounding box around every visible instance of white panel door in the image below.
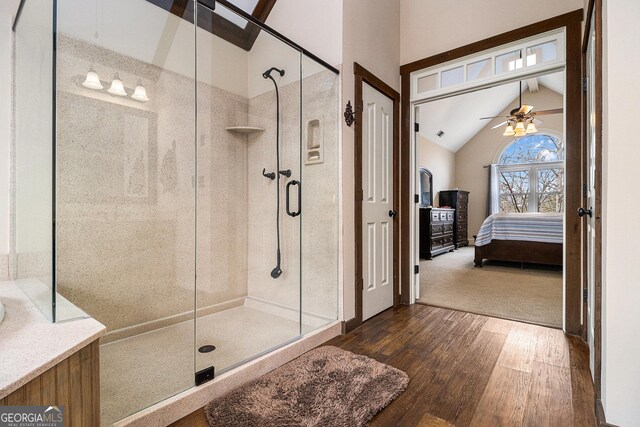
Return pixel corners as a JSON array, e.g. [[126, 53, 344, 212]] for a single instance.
[[362, 83, 394, 321], [585, 19, 597, 379]]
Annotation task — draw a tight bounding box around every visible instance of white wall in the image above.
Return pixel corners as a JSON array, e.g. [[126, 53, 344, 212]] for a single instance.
[[0, 0, 21, 280], [400, 0, 583, 65], [601, 0, 640, 424], [341, 0, 400, 320], [266, 0, 342, 68]]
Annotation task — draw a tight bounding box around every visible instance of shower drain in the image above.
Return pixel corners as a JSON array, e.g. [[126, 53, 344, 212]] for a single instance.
[[198, 345, 216, 353]]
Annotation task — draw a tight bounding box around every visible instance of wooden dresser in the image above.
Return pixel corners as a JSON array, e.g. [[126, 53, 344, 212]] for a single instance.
[[440, 190, 469, 248], [419, 207, 455, 259]]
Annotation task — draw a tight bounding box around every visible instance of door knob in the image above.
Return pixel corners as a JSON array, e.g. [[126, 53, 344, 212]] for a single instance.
[[388, 210, 397, 218], [578, 207, 593, 218]]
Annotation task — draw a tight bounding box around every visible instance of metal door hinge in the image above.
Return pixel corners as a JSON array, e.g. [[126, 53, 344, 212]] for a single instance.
[[415, 194, 419, 203], [583, 288, 588, 303], [583, 183, 587, 198], [582, 77, 589, 93], [414, 122, 420, 132], [361, 278, 364, 291], [414, 265, 420, 274]]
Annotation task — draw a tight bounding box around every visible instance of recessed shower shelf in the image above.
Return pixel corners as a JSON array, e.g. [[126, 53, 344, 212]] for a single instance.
[[225, 126, 265, 135]]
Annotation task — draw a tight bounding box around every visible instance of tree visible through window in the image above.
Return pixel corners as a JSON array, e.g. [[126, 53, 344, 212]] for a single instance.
[[497, 135, 564, 213]]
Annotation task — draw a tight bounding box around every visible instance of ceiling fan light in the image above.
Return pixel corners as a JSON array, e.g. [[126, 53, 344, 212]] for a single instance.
[[515, 121, 526, 132], [503, 125, 515, 137], [526, 122, 538, 134]]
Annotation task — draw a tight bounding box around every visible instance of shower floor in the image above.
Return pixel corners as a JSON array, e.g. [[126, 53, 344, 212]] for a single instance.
[[100, 305, 302, 425]]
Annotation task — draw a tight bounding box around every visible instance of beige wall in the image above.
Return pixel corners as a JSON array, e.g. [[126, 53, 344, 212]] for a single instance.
[[601, 0, 640, 424], [400, 0, 583, 65], [455, 86, 564, 237], [418, 136, 455, 207]]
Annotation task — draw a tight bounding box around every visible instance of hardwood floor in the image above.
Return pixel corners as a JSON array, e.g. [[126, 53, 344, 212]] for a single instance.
[[172, 305, 595, 427]]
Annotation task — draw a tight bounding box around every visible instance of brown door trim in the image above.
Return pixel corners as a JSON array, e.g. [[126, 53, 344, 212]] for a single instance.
[[583, 0, 604, 420], [351, 62, 401, 332], [400, 9, 585, 331]]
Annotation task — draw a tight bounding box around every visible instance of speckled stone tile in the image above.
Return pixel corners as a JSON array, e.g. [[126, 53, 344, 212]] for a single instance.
[[0, 280, 105, 398]]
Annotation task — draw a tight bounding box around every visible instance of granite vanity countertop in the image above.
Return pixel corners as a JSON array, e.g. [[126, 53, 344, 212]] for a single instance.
[[0, 281, 106, 398]]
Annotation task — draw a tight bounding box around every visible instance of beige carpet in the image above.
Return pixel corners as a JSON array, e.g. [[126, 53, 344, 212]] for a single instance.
[[417, 246, 562, 328], [205, 346, 409, 427]]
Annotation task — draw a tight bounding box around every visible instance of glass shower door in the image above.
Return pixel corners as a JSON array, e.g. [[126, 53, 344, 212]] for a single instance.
[[194, 0, 302, 381], [54, 0, 197, 423]]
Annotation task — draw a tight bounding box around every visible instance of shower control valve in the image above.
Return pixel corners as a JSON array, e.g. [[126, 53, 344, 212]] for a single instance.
[[262, 168, 276, 180]]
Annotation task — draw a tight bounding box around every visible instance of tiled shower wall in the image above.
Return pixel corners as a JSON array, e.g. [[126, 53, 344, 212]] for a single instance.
[[247, 69, 339, 327], [18, 34, 338, 335], [54, 35, 249, 332]]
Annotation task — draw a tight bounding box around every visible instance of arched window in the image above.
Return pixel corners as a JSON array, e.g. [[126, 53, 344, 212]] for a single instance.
[[495, 134, 564, 213], [499, 134, 564, 164]]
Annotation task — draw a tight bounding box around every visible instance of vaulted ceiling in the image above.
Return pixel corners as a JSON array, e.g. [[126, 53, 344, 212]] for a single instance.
[[418, 72, 565, 152]]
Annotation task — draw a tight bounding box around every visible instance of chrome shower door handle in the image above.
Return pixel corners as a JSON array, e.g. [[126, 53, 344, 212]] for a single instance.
[[286, 180, 301, 217]]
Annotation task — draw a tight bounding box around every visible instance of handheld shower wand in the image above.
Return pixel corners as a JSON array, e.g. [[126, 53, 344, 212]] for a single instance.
[[263, 67, 285, 279]]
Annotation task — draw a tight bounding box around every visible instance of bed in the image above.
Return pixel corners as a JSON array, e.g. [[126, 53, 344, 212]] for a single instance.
[[474, 213, 563, 267]]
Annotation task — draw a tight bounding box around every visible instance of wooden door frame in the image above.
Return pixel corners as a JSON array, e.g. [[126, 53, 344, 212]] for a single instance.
[[582, 0, 604, 422], [399, 9, 585, 335], [350, 62, 401, 332]]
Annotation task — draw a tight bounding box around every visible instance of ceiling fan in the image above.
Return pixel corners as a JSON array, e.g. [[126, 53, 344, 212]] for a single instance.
[[480, 81, 563, 137]]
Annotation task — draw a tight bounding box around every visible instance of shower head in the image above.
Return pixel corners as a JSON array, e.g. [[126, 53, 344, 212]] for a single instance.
[[262, 67, 285, 79], [270, 265, 282, 279]]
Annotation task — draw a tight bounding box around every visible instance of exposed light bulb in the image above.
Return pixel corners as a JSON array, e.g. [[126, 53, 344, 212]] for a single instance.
[[131, 80, 149, 102], [82, 69, 103, 90], [107, 73, 127, 96]]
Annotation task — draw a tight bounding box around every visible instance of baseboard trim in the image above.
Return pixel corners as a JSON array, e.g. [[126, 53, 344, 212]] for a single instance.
[[342, 317, 361, 334], [596, 399, 618, 427]]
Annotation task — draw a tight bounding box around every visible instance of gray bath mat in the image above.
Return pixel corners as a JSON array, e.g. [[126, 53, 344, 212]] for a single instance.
[[204, 346, 409, 427]]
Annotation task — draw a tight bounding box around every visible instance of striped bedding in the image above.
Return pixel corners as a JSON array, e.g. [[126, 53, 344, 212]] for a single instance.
[[475, 213, 563, 247]]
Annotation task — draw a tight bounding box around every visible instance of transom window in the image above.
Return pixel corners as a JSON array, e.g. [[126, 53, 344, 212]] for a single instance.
[[411, 30, 565, 101], [496, 135, 564, 213]]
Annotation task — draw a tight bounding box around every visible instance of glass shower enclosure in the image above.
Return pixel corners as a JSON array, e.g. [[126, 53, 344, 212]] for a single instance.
[[12, 0, 339, 423]]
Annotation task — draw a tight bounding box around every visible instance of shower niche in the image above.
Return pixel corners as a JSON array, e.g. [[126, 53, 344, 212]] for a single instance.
[[12, 0, 339, 424], [305, 118, 324, 165]]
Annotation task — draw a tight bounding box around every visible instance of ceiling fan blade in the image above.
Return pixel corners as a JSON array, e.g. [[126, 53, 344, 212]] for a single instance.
[[480, 115, 509, 120], [534, 108, 564, 116], [518, 104, 534, 115], [491, 120, 509, 129]]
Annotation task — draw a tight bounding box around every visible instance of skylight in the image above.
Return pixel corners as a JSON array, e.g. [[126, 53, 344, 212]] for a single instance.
[[215, 0, 259, 29]]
